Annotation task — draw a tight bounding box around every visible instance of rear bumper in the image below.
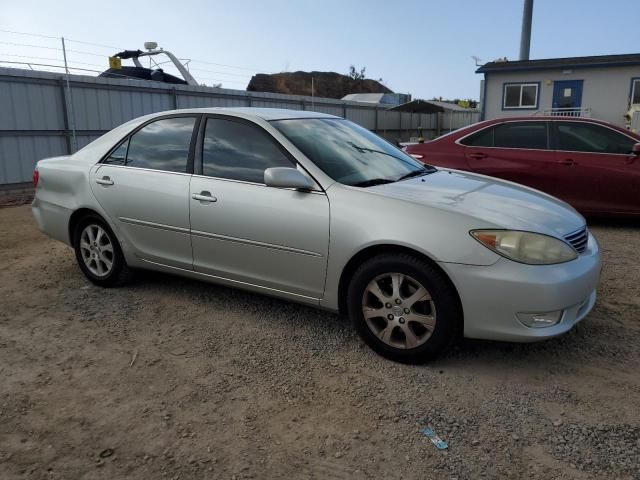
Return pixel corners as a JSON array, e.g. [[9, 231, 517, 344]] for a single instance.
[[31, 196, 73, 246], [440, 232, 601, 342]]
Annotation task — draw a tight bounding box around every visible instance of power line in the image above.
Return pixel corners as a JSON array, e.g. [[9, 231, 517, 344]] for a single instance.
[[188, 57, 272, 73], [0, 28, 275, 74], [0, 40, 61, 51], [0, 28, 59, 40], [0, 59, 248, 86], [0, 52, 106, 69], [0, 60, 99, 74], [188, 66, 252, 78], [0, 30, 276, 85], [65, 38, 124, 50]]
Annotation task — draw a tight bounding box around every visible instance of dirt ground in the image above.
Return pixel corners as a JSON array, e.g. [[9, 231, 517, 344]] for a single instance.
[[0, 204, 639, 480]]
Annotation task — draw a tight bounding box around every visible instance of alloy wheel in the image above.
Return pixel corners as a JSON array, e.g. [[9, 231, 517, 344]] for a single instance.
[[361, 273, 436, 349], [79, 224, 114, 277]]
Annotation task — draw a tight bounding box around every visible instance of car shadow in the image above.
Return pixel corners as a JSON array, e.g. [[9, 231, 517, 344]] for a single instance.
[[127, 269, 622, 370], [586, 216, 640, 229]]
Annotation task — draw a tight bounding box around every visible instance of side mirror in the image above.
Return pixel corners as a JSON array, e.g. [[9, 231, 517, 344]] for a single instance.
[[632, 143, 640, 155], [264, 167, 315, 191]]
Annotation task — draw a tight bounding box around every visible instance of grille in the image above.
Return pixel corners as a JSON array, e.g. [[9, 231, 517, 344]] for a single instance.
[[564, 227, 588, 254]]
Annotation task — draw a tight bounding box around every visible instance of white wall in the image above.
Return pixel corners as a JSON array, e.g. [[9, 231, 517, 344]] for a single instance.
[[482, 65, 640, 126]]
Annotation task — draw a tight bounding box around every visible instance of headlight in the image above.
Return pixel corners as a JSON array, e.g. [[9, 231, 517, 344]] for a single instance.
[[470, 230, 577, 265]]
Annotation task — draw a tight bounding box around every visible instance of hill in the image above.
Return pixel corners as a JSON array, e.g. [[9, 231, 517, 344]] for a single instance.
[[246, 71, 392, 99]]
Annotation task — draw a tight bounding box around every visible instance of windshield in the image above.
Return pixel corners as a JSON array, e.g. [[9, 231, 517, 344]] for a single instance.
[[272, 118, 434, 187]]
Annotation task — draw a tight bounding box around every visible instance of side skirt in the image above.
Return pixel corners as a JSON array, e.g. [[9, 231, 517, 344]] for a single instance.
[[138, 257, 324, 309]]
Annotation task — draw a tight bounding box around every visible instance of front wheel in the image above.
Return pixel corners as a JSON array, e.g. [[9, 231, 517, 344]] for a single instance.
[[73, 214, 132, 287], [347, 253, 461, 363]]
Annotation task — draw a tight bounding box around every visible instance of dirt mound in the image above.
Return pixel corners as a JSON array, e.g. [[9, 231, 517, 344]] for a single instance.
[[247, 71, 392, 99]]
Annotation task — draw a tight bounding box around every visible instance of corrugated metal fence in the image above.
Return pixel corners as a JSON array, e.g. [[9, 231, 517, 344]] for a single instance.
[[0, 67, 479, 186]]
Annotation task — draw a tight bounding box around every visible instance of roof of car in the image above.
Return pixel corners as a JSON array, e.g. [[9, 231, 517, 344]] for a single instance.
[[429, 115, 640, 142], [170, 107, 341, 121]]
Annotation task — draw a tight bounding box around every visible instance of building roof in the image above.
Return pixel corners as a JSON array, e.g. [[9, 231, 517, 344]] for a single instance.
[[476, 53, 640, 74], [389, 99, 477, 113], [342, 93, 387, 103]]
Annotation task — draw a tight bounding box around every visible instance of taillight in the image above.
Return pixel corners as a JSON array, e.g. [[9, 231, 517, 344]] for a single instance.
[[32, 168, 39, 188]]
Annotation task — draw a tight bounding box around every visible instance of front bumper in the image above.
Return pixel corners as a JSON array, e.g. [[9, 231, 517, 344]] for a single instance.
[[440, 232, 601, 342]]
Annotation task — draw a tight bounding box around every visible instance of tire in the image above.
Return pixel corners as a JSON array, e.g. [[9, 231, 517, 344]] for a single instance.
[[347, 253, 461, 364], [73, 213, 132, 287]]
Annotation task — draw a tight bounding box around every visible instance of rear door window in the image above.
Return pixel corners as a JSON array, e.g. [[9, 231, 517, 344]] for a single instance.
[[125, 117, 197, 173], [492, 122, 548, 149], [554, 121, 635, 154]]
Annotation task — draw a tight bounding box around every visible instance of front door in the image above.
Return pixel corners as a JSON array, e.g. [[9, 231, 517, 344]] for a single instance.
[[90, 116, 198, 269], [552, 80, 583, 114], [189, 116, 330, 300], [462, 121, 563, 197]]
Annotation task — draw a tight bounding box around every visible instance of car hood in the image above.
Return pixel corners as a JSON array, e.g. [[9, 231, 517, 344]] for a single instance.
[[366, 169, 585, 237]]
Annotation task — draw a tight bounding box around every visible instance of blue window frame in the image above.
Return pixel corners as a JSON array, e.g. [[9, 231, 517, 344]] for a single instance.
[[502, 82, 540, 110]]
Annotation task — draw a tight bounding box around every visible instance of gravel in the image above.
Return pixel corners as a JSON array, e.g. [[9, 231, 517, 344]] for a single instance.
[[1, 205, 639, 479]]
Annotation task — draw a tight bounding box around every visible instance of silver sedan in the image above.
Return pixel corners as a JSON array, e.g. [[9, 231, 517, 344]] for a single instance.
[[32, 108, 601, 363]]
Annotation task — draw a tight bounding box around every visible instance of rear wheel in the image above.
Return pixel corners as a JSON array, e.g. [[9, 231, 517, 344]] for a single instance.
[[347, 253, 460, 363], [73, 214, 131, 287]]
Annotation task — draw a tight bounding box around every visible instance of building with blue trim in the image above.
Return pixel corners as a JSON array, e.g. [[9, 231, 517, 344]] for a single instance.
[[477, 53, 640, 129]]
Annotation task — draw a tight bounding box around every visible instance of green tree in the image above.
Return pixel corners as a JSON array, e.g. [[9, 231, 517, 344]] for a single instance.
[[348, 65, 366, 81]]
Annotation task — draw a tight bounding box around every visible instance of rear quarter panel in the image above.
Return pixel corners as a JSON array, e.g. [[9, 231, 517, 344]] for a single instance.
[[32, 157, 111, 247], [32, 116, 150, 246]]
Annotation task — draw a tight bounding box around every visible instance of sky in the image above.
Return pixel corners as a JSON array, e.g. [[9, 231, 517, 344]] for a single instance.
[[1, 0, 639, 100]]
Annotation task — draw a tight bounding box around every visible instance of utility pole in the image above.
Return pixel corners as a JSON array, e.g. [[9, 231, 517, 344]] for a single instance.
[[61, 37, 77, 152], [311, 76, 314, 109], [519, 0, 534, 60]]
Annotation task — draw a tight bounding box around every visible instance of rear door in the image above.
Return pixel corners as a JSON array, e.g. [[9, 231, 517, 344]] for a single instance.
[[90, 115, 199, 269], [551, 120, 640, 214], [461, 121, 562, 196], [189, 115, 330, 300]]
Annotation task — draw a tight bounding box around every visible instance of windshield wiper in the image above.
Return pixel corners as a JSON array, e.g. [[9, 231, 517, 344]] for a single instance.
[[347, 142, 416, 165], [351, 178, 396, 188], [396, 168, 435, 182]]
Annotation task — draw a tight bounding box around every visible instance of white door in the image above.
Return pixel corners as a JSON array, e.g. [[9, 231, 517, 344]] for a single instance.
[[189, 116, 330, 299], [90, 116, 198, 269]]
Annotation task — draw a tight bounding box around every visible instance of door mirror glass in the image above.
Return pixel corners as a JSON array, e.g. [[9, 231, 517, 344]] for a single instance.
[[264, 167, 314, 190], [632, 143, 640, 155]]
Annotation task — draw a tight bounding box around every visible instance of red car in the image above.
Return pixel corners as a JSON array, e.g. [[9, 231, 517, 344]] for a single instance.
[[405, 117, 640, 216]]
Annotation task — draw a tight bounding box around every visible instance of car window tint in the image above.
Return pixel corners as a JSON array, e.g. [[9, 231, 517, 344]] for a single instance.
[[460, 127, 494, 147], [104, 140, 128, 165], [202, 118, 293, 183], [555, 122, 635, 154], [125, 117, 196, 173], [493, 122, 547, 149]]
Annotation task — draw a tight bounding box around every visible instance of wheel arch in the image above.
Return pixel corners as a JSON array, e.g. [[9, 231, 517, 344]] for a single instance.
[[337, 244, 464, 332], [68, 208, 105, 245]]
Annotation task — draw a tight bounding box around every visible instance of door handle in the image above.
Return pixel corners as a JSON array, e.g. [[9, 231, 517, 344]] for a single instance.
[[469, 152, 487, 160], [192, 191, 217, 203], [95, 176, 114, 186], [561, 159, 576, 166]]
